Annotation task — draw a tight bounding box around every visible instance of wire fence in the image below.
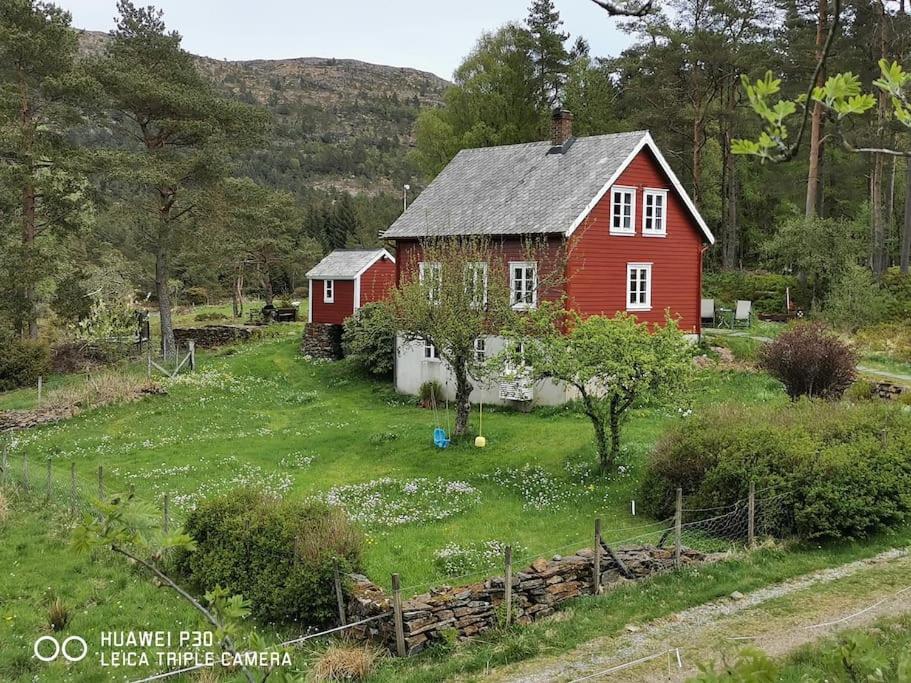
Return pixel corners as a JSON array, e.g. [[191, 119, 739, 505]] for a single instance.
[[0, 440, 801, 673]]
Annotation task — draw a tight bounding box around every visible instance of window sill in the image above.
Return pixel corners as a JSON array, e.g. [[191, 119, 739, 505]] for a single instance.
[[512, 304, 538, 311], [324, 300, 334, 304], [626, 306, 652, 312], [422, 357, 442, 364], [642, 232, 667, 238], [609, 230, 636, 236]]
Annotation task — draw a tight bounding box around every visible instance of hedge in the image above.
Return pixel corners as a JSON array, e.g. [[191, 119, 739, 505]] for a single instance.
[[640, 401, 911, 540]]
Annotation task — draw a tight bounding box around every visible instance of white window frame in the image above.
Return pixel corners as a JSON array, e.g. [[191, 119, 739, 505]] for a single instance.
[[473, 337, 486, 363], [509, 261, 538, 310], [323, 279, 334, 304], [465, 262, 488, 308], [419, 261, 442, 302], [642, 189, 668, 237], [610, 186, 636, 235], [626, 263, 652, 311], [423, 338, 441, 362]]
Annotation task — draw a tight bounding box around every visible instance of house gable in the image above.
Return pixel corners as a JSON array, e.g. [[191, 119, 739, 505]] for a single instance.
[[565, 145, 704, 333]]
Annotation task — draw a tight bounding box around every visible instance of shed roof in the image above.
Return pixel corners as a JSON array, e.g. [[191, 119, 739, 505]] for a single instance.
[[306, 249, 394, 280]]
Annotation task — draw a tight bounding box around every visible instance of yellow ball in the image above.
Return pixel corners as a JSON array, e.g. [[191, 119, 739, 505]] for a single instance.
[[474, 436, 487, 448]]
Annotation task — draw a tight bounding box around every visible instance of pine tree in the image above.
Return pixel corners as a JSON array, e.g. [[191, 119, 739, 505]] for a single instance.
[[91, 1, 267, 357], [525, 0, 571, 108], [0, 0, 93, 337], [326, 194, 359, 250]]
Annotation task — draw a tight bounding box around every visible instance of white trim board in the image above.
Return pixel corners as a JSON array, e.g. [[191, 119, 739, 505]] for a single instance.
[[566, 132, 715, 245]]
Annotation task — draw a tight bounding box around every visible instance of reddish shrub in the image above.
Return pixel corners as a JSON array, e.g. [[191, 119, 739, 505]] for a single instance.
[[759, 322, 856, 400]]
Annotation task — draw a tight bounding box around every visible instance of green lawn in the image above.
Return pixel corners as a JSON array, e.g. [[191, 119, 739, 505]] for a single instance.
[[2, 330, 786, 594], [4, 329, 911, 682]]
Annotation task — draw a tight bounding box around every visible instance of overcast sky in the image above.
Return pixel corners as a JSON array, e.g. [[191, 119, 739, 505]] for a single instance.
[[55, 0, 636, 80]]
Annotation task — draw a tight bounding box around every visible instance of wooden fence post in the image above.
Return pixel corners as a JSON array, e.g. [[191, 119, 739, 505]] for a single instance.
[[334, 559, 347, 627], [45, 460, 52, 503], [97, 465, 104, 499], [163, 493, 170, 534], [504, 545, 513, 627], [593, 518, 603, 595], [747, 481, 756, 548], [37, 376, 43, 405], [674, 487, 683, 570], [188, 341, 196, 371], [391, 573, 406, 657], [70, 462, 77, 517]]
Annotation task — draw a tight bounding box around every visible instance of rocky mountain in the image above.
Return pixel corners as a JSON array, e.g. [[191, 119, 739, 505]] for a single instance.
[[77, 30, 449, 197]]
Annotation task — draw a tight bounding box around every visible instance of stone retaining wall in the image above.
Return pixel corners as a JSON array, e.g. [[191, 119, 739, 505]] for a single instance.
[[874, 381, 905, 400], [346, 544, 705, 655], [173, 325, 258, 349], [300, 323, 343, 360]]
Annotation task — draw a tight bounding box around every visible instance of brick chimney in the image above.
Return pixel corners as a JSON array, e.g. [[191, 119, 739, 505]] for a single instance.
[[551, 109, 574, 148]]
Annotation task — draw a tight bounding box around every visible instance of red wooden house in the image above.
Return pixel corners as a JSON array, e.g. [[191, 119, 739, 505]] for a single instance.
[[381, 110, 714, 405], [306, 249, 396, 324]]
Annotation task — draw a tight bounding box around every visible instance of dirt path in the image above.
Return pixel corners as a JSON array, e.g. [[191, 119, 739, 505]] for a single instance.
[[490, 548, 911, 683], [705, 328, 911, 386]]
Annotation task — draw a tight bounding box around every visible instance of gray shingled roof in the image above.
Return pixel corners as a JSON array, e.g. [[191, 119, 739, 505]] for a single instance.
[[306, 249, 392, 279], [382, 131, 649, 239]]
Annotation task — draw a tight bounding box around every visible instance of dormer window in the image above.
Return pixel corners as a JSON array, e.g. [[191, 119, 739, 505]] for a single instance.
[[610, 187, 636, 235], [643, 189, 667, 236]]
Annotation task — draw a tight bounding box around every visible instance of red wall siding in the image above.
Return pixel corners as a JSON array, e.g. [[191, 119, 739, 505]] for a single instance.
[[566, 148, 704, 333], [360, 257, 396, 304], [311, 278, 355, 324], [394, 237, 564, 302]]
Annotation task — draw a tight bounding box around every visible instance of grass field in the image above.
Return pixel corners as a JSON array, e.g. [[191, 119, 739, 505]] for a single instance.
[[3, 326, 911, 682], [3, 328, 786, 594]]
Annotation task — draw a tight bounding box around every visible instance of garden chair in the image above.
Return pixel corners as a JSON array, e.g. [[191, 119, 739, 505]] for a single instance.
[[733, 300, 752, 328], [701, 298, 716, 327]]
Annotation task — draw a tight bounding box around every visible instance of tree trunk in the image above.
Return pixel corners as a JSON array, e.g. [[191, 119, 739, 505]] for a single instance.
[[579, 387, 612, 472], [261, 272, 274, 306], [721, 126, 739, 269], [232, 270, 244, 318], [21, 183, 39, 339], [608, 397, 622, 472], [902, 158, 911, 274], [452, 356, 471, 437], [873, 154, 887, 276], [806, 0, 827, 218], [155, 236, 176, 360], [872, 1, 889, 277]]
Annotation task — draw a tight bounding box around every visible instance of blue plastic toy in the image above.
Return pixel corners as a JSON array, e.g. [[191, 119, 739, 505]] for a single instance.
[[433, 426, 450, 448]]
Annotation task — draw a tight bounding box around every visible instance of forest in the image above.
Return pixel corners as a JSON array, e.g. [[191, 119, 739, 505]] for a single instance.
[[2, 0, 910, 361]]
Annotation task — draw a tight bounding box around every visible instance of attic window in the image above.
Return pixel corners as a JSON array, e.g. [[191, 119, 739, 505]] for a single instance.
[[643, 189, 667, 236], [323, 279, 334, 304], [610, 187, 636, 235]]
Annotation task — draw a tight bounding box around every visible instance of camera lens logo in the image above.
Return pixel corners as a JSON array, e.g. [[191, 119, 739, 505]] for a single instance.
[[33, 635, 88, 663]]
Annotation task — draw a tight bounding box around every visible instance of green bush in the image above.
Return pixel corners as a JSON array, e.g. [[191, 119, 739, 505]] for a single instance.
[[341, 303, 395, 376], [825, 265, 893, 331], [0, 333, 51, 392], [702, 271, 802, 314], [843, 379, 876, 402], [640, 401, 911, 540], [881, 267, 911, 320], [174, 490, 363, 626]]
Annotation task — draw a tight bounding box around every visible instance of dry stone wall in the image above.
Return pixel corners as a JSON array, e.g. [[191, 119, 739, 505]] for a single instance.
[[173, 325, 258, 349], [300, 323, 343, 360], [347, 544, 705, 655]]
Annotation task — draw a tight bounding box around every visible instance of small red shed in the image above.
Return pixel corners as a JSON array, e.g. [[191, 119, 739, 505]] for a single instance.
[[306, 249, 396, 324]]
